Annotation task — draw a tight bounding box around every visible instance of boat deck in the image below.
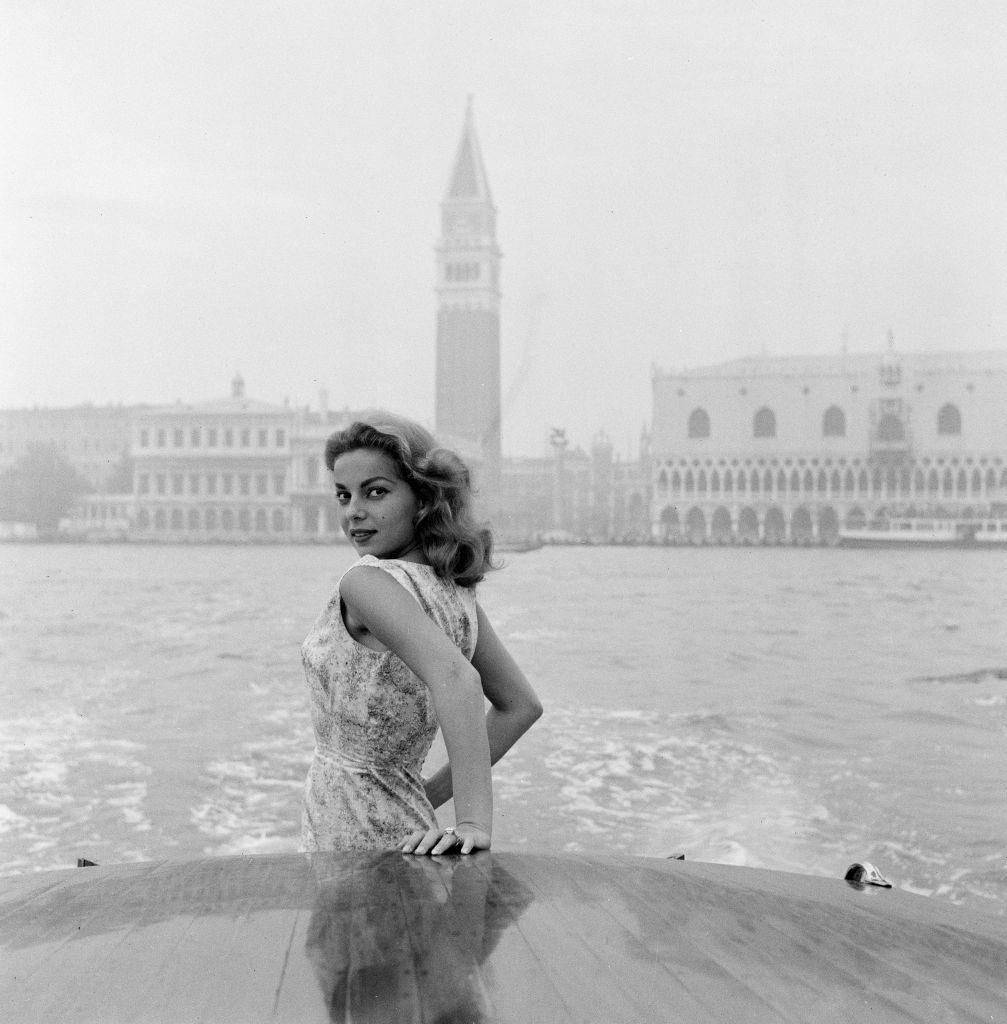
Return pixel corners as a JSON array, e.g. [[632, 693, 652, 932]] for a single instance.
[[1, 851, 1005, 1022]]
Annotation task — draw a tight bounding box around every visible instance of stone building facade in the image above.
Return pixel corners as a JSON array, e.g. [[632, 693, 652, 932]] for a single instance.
[[650, 347, 1007, 544], [498, 431, 650, 544], [130, 375, 296, 540]]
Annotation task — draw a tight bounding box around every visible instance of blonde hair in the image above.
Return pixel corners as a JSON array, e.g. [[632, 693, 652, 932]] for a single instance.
[[324, 414, 496, 587]]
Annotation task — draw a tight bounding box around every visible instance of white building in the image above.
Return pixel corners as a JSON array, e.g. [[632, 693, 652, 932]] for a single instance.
[[650, 347, 1007, 544], [131, 375, 295, 541]]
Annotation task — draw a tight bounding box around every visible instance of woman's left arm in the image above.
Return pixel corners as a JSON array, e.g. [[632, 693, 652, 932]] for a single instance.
[[339, 566, 492, 854], [424, 601, 543, 810]]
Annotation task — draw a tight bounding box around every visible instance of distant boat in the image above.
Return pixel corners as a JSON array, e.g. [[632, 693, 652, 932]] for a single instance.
[[1, 850, 1004, 1021], [838, 516, 1007, 548]]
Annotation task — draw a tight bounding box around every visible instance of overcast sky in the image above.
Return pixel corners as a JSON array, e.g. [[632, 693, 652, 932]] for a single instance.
[[4, 1, 1006, 456]]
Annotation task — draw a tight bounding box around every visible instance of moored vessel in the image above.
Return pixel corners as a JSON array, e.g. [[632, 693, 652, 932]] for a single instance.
[[838, 516, 1007, 548]]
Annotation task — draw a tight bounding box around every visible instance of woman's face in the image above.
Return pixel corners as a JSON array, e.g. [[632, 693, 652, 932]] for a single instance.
[[331, 448, 425, 561]]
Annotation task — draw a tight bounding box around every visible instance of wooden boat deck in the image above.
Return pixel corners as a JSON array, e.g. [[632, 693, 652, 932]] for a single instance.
[[1, 851, 1005, 1022]]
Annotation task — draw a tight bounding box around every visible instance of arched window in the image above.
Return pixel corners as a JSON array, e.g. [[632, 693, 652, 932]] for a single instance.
[[803, 469, 814, 492], [818, 469, 828, 493], [154, 509, 167, 529], [971, 469, 982, 494], [272, 508, 286, 531], [822, 406, 846, 437], [914, 469, 925, 492], [724, 471, 733, 493], [684, 470, 695, 493], [763, 469, 773, 493], [876, 414, 905, 442], [956, 469, 968, 494], [188, 508, 200, 530], [697, 470, 708, 493], [986, 468, 996, 492], [928, 469, 939, 494], [205, 508, 217, 530], [750, 470, 760, 494], [753, 407, 776, 438], [710, 470, 720, 494], [937, 404, 961, 435], [137, 509, 150, 529], [942, 469, 954, 495], [843, 470, 854, 494], [872, 468, 883, 493], [688, 408, 711, 439], [858, 469, 869, 493], [255, 509, 268, 531], [736, 471, 746, 494], [657, 469, 668, 490], [671, 470, 682, 492], [659, 506, 679, 539]]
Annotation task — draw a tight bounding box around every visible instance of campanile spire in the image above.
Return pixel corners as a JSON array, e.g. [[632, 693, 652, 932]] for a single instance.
[[434, 101, 502, 518]]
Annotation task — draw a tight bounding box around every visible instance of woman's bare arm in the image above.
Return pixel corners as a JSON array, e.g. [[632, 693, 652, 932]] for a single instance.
[[340, 566, 492, 852], [424, 601, 543, 809]]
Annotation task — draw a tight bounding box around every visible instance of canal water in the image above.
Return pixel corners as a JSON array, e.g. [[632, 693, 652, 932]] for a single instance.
[[1, 542, 1004, 918]]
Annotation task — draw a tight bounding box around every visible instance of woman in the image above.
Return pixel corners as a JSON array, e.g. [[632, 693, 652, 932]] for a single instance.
[[300, 414, 542, 855]]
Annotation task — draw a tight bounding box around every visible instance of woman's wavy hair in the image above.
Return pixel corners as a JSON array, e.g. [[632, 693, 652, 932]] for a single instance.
[[323, 413, 496, 588]]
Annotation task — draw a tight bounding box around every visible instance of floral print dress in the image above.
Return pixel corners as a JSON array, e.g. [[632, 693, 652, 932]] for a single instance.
[[300, 555, 478, 851]]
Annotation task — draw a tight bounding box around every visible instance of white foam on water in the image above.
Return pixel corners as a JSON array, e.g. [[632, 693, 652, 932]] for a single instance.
[[0, 804, 31, 831], [191, 729, 309, 854], [970, 694, 1006, 707], [493, 703, 840, 873], [0, 704, 158, 875]]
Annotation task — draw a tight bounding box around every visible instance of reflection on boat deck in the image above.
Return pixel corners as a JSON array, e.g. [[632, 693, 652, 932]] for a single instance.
[[1, 850, 1006, 1022]]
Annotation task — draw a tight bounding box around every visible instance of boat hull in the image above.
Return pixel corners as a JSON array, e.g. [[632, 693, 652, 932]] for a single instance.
[[838, 518, 1007, 548], [838, 535, 986, 549], [1, 850, 1004, 1022]]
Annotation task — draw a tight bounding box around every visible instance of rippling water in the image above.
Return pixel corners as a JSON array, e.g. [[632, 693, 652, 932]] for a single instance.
[[1, 543, 1004, 918]]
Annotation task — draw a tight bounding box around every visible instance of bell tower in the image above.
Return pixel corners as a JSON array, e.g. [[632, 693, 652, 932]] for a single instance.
[[435, 98, 502, 518]]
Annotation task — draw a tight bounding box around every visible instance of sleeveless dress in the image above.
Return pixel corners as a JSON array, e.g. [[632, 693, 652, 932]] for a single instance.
[[300, 555, 479, 851]]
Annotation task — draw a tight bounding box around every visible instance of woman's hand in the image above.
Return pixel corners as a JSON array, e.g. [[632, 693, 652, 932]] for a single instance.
[[399, 823, 491, 856]]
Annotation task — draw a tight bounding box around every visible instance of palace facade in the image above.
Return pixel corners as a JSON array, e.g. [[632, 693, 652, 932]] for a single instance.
[[650, 347, 1007, 544], [130, 375, 295, 540], [122, 376, 367, 542]]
